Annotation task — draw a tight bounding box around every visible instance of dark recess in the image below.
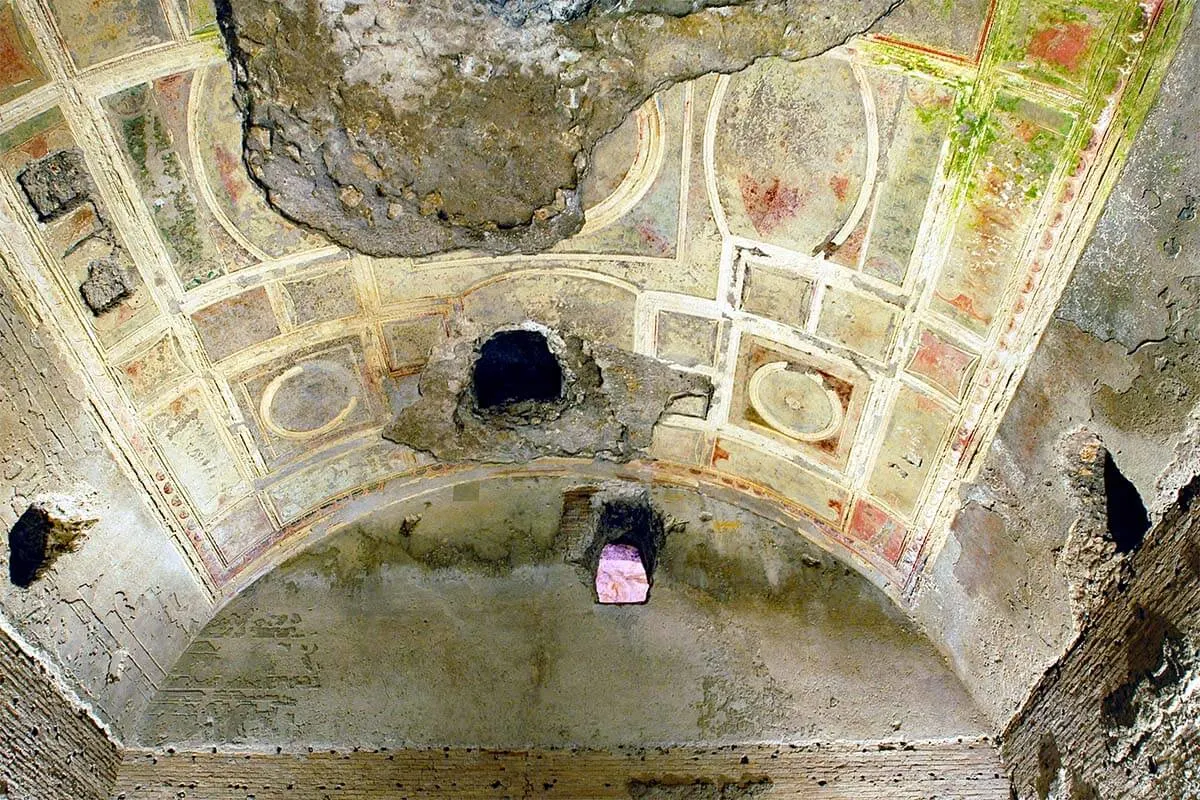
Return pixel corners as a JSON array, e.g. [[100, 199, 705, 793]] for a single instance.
[[597, 496, 661, 577], [8, 506, 52, 588], [473, 329, 564, 409], [1103, 453, 1150, 554], [1100, 608, 1188, 728]]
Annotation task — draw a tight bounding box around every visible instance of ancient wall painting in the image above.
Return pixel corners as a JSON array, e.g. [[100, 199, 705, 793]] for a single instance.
[[846, 498, 911, 570], [711, 437, 849, 526], [1, 108, 157, 350], [737, 258, 814, 328], [713, 54, 868, 255], [649, 424, 711, 469], [147, 388, 249, 522], [116, 332, 192, 407], [190, 64, 327, 259], [44, 0, 171, 70], [874, 0, 997, 62], [0, 0, 1184, 598], [814, 286, 901, 363], [381, 314, 449, 375], [104, 73, 256, 290], [279, 265, 361, 329], [999, 0, 1132, 94], [206, 496, 274, 566], [558, 92, 678, 258], [931, 98, 1072, 337], [906, 327, 980, 400], [654, 311, 722, 370], [0, 1, 47, 106], [459, 272, 638, 351], [728, 335, 868, 474], [234, 337, 384, 469], [849, 74, 955, 286], [189, 286, 279, 363], [867, 387, 956, 520], [176, 0, 217, 36], [264, 443, 422, 526]]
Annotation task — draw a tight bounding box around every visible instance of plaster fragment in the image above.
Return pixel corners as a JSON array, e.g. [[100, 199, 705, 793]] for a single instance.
[[79, 257, 132, 315]]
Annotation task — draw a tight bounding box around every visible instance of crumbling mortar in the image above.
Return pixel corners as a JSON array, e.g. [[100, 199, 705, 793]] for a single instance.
[[216, 0, 907, 256]]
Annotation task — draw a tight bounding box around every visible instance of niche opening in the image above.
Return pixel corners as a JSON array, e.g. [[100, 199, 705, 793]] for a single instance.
[[473, 329, 564, 410], [1104, 453, 1150, 554], [592, 495, 662, 605]]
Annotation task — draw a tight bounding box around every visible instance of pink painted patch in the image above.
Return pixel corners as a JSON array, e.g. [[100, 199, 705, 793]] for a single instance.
[[848, 501, 907, 565], [595, 543, 650, 604], [828, 174, 851, 203], [936, 291, 991, 325], [1028, 21, 1094, 73], [737, 174, 801, 234], [908, 329, 977, 398]]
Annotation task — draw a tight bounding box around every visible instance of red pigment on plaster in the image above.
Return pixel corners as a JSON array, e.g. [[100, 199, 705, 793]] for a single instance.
[[910, 330, 973, 393], [849, 501, 906, 565], [22, 133, 51, 160], [738, 174, 801, 234], [214, 144, 244, 205], [915, 394, 944, 414], [154, 73, 187, 109], [636, 221, 671, 254], [0, 9, 38, 90], [829, 173, 851, 202], [939, 292, 990, 325], [1029, 21, 1094, 72]]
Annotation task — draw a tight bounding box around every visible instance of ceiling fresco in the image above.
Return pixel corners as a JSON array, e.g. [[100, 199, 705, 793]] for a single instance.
[[0, 0, 1188, 609]]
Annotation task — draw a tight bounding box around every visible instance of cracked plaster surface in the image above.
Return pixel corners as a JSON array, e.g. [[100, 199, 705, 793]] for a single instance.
[[384, 324, 713, 462], [217, 0, 903, 255]]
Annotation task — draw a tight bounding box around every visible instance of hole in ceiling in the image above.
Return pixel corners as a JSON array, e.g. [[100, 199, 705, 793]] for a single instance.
[[1103, 452, 1150, 554], [473, 329, 564, 410], [7, 502, 93, 588]]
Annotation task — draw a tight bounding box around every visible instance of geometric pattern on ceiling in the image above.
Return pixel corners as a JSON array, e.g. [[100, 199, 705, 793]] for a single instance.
[[0, 0, 1187, 599]]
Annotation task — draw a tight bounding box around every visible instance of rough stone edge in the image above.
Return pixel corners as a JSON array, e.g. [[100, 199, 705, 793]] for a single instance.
[[0, 612, 124, 750], [998, 475, 1200, 793], [212, 0, 912, 256]]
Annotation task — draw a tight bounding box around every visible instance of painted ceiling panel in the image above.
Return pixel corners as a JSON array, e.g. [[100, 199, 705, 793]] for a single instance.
[[0, 0, 1188, 605]]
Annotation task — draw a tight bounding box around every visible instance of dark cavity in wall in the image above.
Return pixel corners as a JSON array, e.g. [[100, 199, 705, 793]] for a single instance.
[[628, 775, 773, 799], [1103, 453, 1150, 553], [595, 495, 662, 578], [6, 501, 93, 587], [473, 329, 564, 410], [1100, 607, 1188, 729], [9, 505, 55, 587], [559, 486, 671, 598]]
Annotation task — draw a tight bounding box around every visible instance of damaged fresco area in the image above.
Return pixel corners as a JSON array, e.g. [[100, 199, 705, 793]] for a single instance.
[[913, 0, 1200, 729], [136, 478, 991, 748], [384, 322, 712, 462], [216, 0, 903, 256]]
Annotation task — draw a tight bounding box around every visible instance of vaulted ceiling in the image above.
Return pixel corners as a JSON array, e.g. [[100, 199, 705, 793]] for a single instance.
[[0, 0, 1192, 762]]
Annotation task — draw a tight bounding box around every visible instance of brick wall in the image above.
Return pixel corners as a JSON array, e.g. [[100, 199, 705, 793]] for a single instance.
[[115, 740, 1008, 799], [1003, 500, 1200, 799], [0, 621, 119, 799]]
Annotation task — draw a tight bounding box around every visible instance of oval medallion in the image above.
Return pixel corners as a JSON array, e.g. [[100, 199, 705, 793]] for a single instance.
[[747, 362, 843, 442]]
